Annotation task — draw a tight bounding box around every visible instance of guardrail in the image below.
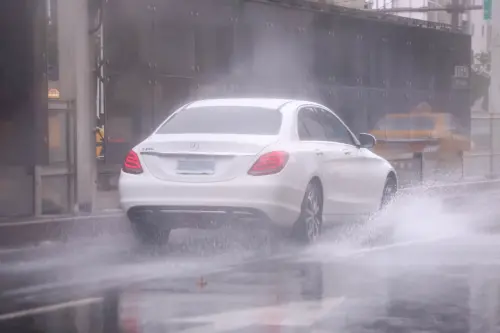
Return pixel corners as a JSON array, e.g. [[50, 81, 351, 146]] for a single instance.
[[388, 151, 498, 188], [389, 150, 500, 197]]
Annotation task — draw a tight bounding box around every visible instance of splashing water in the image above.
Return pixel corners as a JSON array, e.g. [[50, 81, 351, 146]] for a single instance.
[[301, 189, 489, 262]]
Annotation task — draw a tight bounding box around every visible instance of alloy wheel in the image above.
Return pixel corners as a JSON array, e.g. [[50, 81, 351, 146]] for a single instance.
[[381, 180, 396, 208], [304, 188, 322, 242]]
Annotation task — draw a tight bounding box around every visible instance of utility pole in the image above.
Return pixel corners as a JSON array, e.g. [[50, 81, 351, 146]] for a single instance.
[[485, 0, 499, 177], [490, 0, 500, 114], [450, 0, 460, 29]]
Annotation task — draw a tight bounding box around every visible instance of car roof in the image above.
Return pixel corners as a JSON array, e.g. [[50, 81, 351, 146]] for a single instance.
[[186, 98, 319, 110]]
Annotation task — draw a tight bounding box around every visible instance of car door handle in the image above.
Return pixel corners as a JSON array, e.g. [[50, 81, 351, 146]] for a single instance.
[[342, 150, 352, 155], [315, 150, 324, 156]]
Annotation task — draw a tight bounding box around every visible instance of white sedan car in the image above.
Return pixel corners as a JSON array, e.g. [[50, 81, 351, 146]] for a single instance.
[[119, 98, 397, 245]]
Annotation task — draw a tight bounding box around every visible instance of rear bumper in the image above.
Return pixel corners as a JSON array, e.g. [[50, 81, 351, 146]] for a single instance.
[[119, 171, 303, 227], [127, 206, 273, 229]]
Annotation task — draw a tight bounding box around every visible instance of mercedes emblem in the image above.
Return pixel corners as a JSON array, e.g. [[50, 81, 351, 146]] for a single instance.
[[189, 142, 199, 150]]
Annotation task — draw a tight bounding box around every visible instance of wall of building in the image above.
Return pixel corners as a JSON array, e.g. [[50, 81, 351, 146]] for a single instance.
[[469, 0, 491, 56], [0, 0, 48, 218]]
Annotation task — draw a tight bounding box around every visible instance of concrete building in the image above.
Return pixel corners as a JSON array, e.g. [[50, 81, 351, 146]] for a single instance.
[[469, 0, 491, 57]]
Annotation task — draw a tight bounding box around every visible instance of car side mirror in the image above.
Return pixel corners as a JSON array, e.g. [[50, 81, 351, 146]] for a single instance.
[[358, 133, 376, 149]]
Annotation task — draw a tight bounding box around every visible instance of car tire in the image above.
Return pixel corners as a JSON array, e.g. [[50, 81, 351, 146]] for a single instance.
[[292, 182, 323, 244], [380, 176, 397, 209]]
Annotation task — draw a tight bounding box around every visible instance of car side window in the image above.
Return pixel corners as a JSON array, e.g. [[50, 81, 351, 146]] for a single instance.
[[315, 108, 356, 145], [297, 107, 328, 141]]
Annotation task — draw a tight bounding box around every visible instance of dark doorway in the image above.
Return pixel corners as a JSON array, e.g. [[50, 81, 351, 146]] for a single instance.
[[0, 0, 48, 218]]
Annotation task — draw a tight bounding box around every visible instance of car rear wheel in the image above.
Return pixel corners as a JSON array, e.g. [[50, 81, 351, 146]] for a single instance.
[[380, 176, 397, 209], [292, 182, 323, 244]]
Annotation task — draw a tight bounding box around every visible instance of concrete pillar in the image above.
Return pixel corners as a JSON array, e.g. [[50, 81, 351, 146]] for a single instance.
[[74, 0, 95, 212], [54, 0, 96, 213]]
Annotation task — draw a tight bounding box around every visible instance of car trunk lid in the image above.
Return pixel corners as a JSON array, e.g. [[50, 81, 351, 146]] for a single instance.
[[139, 134, 278, 183]]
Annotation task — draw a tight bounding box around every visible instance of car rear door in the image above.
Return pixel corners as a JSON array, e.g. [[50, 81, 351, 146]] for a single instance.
[[315, 107, 376, 215], [297, 107, 352, 215]]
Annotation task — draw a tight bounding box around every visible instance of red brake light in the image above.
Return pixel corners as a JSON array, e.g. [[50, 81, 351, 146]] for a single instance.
[[122, 150, 143, 174], [248, 151, 289, 176]]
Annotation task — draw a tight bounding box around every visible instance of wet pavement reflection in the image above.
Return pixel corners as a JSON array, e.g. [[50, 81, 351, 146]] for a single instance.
[[1, 193, 500, 332]]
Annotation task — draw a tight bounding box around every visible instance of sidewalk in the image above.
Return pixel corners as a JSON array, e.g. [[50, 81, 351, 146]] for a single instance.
[[0, 189, 121, 225], [94, 189, 120, 212], [0, 211, 126, 250], [0, 188, 125, 249]]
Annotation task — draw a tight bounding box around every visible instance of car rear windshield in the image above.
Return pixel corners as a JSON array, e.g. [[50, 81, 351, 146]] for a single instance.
[[374, 116, 436, 131], [156, 106, 283, 135]]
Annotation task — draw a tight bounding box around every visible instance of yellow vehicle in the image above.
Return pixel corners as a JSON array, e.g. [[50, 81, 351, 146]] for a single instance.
[[96, 126, 105, 160], [370, 105, 472, 159]]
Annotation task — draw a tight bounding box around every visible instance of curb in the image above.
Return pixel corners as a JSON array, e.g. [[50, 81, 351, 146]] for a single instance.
[[0, 211, 122, 228]]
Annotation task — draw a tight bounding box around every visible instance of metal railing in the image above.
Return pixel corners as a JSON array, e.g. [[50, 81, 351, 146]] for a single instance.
[[382, 111, 500, 186]]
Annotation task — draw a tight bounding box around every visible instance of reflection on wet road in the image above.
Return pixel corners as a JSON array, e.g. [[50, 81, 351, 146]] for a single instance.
[[1, 192, 500, 332], [115, 235, 500, 333]]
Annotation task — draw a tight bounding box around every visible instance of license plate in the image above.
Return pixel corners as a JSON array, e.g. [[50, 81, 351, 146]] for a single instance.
[[176, 159, 215, 175]]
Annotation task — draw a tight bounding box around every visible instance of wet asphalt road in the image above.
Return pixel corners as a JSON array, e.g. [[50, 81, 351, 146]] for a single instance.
[[1, 192, 500, 332], [123, 235, 500, 333]]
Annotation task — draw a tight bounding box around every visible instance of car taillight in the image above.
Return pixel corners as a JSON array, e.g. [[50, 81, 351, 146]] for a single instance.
[[122, 150, 143, 174], [248, 151, 289, 176]]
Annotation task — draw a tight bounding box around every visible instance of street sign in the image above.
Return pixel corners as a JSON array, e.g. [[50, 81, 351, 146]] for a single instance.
[[484, 0, 492, 20]]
